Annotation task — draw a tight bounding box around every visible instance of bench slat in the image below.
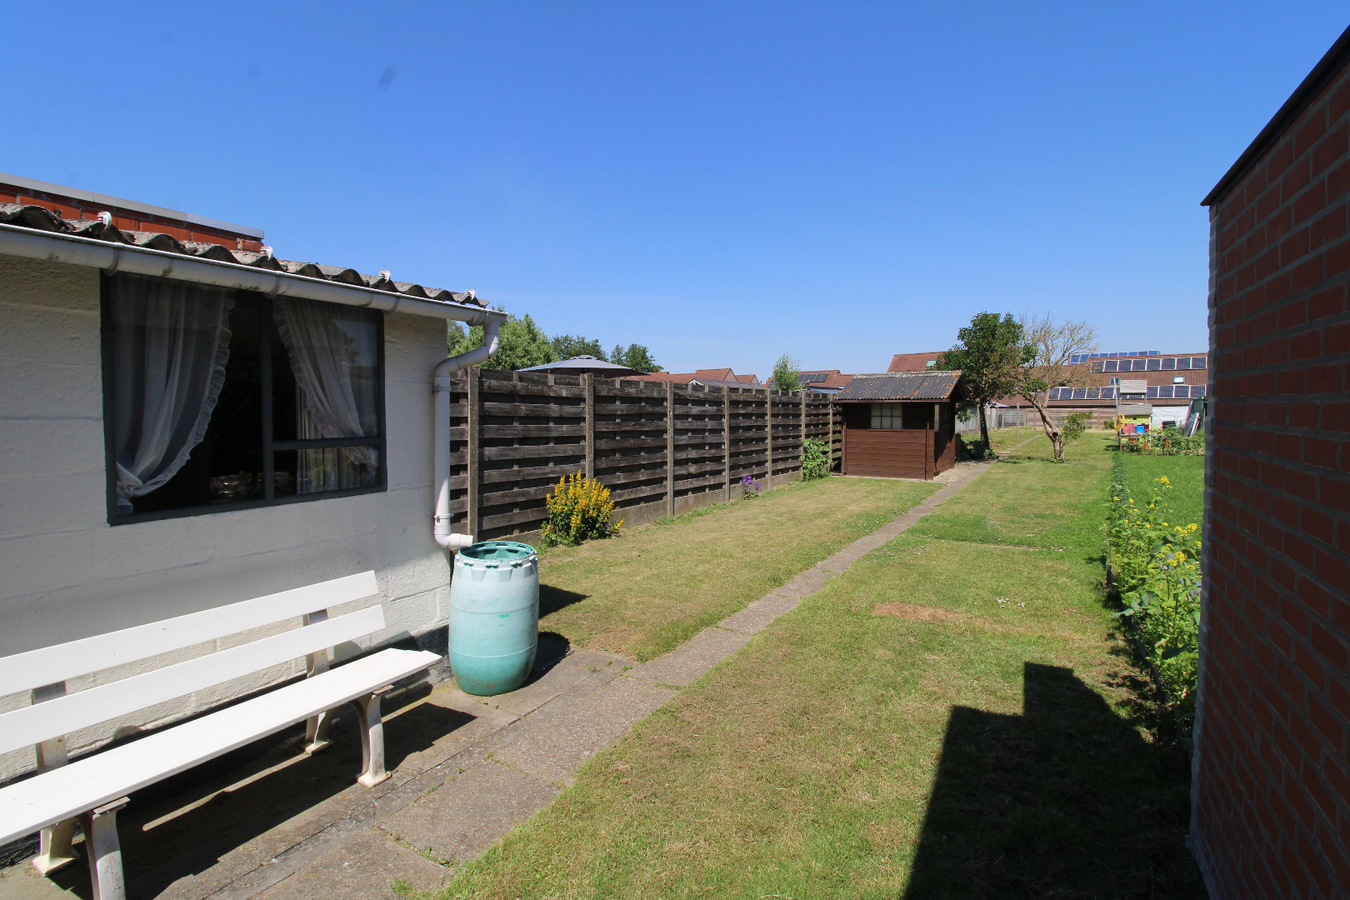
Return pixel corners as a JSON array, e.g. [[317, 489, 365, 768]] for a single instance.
[[0, 572, 379, 696], [0, 647, 441, 846], [0, 605, 386, 756]]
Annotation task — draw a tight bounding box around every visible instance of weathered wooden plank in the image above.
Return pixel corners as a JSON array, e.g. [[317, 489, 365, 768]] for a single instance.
[[481, 401, 587, 418], [594, 436, 666, 451], [479, 507, 549, 531], [591, 419, 669, 433], [609, 483, 667, 504], [479, 380, 586, 400], [479, 483, 556, 507], [674, 472, 727, 492], [481, 444, 586, 462], [476, 424, 587, 438], [481, 463, 584, 484]]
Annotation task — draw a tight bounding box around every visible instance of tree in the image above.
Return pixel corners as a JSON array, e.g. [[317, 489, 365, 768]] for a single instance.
[[770, 353, 802, 393], [609, 344, 661, 373], [936, 313, 1034, 452], [1012, 315, 1098, 461], [447, 310, 557, 370], [550, 334, 607, 361]]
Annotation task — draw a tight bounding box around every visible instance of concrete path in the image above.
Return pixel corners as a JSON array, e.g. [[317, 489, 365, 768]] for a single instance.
[[0, 459, 1000, 900]]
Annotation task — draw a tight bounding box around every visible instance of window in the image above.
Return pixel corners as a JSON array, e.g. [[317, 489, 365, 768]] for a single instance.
[[870, 403, 903, 429], [102, 274, 385, 523]]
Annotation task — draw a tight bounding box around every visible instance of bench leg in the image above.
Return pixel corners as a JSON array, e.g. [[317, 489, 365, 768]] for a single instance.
[[79, 798, 129, 900], [32, 818, 80, 874], [304, 709, 335, 754], [351, 687, 392, 787]]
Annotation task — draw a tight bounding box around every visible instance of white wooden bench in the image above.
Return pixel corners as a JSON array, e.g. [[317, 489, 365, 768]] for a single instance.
[[0, 571, 440, 900]]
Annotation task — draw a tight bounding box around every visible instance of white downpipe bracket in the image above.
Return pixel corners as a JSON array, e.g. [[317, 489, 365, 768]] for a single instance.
[[433, 321, 501, 550]]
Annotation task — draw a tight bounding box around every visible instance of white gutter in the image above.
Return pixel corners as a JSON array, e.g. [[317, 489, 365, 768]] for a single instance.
[[0, 221, 507, 553], [433, 322, 501, 549]]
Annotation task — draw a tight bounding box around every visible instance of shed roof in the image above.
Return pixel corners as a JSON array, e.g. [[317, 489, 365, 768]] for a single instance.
[[0, 203, 485, 310], [835, 371, 962, 402]]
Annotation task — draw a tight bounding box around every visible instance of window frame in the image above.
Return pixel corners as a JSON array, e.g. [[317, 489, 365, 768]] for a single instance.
[[101, 277, 388, 526]]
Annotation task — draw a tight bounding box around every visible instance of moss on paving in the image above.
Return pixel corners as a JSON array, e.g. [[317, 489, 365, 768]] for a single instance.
[[440, 439, 1204, 899]]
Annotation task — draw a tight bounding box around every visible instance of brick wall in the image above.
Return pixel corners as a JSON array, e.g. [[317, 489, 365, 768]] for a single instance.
[[1195, 38, 1350, 900]]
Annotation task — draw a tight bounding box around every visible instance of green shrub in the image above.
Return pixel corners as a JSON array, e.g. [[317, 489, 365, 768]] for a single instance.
[[800, 438, 830, 480], [542, 473, 622, 547], [1105, 461, 1201, 722]]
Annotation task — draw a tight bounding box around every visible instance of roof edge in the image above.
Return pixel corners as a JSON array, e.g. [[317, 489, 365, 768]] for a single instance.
[[1202, 23, 1350, 208], [0, 171, 264, 239], [0, 223, 503, 325]]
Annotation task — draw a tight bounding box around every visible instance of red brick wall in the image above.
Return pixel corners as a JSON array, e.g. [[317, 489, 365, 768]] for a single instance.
[[1196, 57, 1350, 899]]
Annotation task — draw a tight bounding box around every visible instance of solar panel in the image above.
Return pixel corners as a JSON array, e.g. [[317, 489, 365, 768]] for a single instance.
[[798, 373, 829, 384]]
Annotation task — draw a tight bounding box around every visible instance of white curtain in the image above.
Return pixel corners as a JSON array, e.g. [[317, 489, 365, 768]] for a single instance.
[[273, 298, 379, 480], [108, 275, 235, 514]]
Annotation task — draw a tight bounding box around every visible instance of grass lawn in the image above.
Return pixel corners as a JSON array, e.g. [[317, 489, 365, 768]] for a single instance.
[[536, 476, 939, 662], [1114, 447, 1205, 529], [440, 439, 1205, 898]]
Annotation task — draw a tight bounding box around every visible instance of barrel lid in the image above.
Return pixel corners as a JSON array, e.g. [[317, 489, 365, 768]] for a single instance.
[[456, 540, 537, 568]]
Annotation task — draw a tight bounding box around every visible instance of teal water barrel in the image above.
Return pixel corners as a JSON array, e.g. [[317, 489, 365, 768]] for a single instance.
[[447, 541, 539, 696]]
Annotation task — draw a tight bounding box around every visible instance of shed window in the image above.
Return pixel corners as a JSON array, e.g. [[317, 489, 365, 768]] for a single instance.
[[870, 403, 904, 429], [102, 274, 385, 523]]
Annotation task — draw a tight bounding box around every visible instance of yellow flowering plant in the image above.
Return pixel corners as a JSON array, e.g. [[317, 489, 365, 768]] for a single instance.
[[541, 473, 623, 547], [1106, 467, 1202, 721]]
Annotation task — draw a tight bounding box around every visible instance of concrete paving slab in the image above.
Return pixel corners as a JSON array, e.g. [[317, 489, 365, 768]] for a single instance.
[[379, 761, 559, 865], [771, 567, 835, 600], [490, 660, 593, 717], [718, 592, 803, 635], [253, 829, 450, 900], [629, 627, 750, 687], [492, 679, 675, 785]]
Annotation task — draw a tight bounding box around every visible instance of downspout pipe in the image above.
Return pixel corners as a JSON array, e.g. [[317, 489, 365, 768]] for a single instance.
[[433, 320, 501, 549]]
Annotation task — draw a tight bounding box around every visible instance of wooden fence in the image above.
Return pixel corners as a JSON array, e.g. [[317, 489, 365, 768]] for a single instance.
[[444, 370, 843, 541]]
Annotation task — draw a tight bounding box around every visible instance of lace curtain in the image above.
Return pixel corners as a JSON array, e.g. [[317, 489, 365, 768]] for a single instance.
[[273, 298, 379, 490], [107, 275, 235, 514]]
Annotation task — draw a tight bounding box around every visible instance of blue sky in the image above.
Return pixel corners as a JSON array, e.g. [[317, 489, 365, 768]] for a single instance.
[[7, 3, 1348, 377]]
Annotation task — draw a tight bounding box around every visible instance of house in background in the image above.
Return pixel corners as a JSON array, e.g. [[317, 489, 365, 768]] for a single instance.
[[1194, 24, 1350, 898], [631, 367, 761, 386], [887, 352, 948, 373], [0, 176, 502, 783], [833, 371, 964, 480], [796, 369, 854, 395]]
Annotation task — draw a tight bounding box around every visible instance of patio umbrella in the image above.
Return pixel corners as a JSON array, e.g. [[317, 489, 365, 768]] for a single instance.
[[516, 355, 645, 376]]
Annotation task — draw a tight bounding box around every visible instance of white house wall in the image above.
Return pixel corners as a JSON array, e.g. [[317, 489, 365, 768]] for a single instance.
[[0, 255, 453, 781]]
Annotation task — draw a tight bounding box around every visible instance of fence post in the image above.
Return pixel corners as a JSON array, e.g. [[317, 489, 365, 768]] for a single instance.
[[467, 367, 482, 540], [765, 391, 773, 489], [666, 381, 676, 516], [584, 373, 595, 480], [828, 399, 835, 469], [800, 391, 807, 475], [723, 386, 731, 502]]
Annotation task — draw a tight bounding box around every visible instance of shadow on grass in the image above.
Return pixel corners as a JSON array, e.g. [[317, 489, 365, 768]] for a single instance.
[[539, 583, 588, 617], [903, 662, 1204, 899]]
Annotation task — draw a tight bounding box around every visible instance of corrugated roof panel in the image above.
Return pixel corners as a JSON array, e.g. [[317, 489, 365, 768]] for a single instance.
[[0, 203, 486, 310], [835, 371, 962, 401]]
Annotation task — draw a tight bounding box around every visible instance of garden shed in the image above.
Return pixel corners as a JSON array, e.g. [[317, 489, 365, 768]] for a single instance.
[[834, 371, 964, 480]]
